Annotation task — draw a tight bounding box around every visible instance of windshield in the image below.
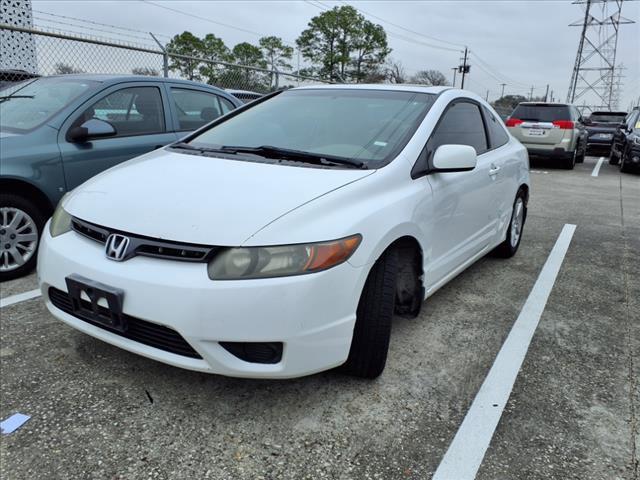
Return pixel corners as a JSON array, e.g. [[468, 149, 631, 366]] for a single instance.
[[511, 104, 570, 122], [189, 89, 436, 167], [589, 113, 627, 123], [0, 77, 97, 133]]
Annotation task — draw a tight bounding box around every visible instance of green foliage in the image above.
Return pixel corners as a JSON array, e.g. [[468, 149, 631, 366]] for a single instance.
[[296, 5, 390, 82], [166, 31, 204, 81], [492, 94, 528, 112]]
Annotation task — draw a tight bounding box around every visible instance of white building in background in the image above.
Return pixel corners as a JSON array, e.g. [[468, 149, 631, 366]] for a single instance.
[[0, 0, 37, 73]]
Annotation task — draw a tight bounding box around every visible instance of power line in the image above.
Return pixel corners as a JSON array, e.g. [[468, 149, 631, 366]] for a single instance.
[[140, 0, 297, 46], [304, 0, 462, 53], [338, 0, 465, 50]]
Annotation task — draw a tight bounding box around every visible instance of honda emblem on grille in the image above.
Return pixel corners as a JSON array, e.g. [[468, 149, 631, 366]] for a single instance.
[[105, 234, 130, 261]]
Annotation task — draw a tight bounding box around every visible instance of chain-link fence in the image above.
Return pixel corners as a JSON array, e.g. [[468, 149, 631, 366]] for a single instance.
[[0, 23, 330, 93]]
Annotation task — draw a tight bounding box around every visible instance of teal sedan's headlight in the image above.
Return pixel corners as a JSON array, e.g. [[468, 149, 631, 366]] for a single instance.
[[49, 201, 72, 238]]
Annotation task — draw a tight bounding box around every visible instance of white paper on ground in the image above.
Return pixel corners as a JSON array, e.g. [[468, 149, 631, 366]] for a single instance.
[[1, 413, 31, 435]]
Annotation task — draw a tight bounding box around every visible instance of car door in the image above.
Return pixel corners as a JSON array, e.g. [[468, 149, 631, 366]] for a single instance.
[[58, 82, 178, 189], [482, 105, 516, 236], [422, 100, 497, 286], [167, 85, 236, 139]]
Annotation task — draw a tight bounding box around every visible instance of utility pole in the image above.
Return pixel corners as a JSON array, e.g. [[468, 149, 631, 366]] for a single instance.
[[550, 90, 554, 103], [500, 83, 507, 98], [544, 84, 550, 102], [451, 67, 457, 88], [485, 90, 489, 101], [460, 47, 469, 89], [529, 85, 534, 101]]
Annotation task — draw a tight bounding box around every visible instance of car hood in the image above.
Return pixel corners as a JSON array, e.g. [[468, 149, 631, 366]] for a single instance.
[[64, 149, 375, 246]]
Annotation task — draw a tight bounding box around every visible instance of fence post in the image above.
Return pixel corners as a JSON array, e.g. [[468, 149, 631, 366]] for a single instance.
[[149, 32, 168, 78]]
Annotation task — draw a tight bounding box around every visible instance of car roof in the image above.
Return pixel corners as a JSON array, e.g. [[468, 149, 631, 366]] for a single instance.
[[290, 84, 451, 95], [517, 102, 570, 107], [591, 111, 627, 115], [44, 74, 233, 94]]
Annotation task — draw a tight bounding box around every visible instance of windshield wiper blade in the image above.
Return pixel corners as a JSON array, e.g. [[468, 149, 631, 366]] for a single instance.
[[0, 95, 34, 103], [219, 145, 366, 169], [170, 142, 226, 153]]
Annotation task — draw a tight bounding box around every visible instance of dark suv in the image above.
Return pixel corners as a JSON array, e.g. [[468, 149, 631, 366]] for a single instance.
[[584, 111, 628, 154], [610, 107, 640, 173]]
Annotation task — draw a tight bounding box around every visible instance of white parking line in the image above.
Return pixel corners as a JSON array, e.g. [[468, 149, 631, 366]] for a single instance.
[[432, 223, 576, 480], [0, 289, 42, 308], [591, 157, 605, 177]]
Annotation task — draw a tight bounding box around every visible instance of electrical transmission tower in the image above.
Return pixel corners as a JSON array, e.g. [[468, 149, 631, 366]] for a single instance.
[[566, 0, 634, 113]]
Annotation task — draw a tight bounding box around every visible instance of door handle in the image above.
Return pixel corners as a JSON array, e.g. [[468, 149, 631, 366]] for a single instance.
[[489, 165, 501, 176]]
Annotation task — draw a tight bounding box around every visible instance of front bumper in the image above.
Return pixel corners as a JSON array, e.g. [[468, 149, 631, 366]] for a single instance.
[[37, 226, 369, 378]]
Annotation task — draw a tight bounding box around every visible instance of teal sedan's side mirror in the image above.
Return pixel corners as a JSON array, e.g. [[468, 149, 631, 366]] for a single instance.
[[68, 119, 117, 143]]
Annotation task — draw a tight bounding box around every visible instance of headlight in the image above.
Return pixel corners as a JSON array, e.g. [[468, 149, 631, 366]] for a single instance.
[[634, 136, 640, 145], [207, 234, 362, 280], [49, 200, 72, 237]]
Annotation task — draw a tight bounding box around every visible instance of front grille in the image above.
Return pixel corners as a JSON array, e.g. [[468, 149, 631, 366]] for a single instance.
[[49, 287, 202, 359], [71, 217, 218, 263]]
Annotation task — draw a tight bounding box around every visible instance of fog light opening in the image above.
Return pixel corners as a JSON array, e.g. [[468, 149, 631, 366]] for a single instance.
[[220, 342, 283, 364]]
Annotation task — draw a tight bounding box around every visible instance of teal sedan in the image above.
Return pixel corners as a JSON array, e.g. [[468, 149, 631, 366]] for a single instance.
[[0, 75, 242, 280]]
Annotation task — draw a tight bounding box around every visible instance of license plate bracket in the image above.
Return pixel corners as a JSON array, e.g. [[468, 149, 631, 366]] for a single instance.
[[527, 128, 545, 136], [65, 274, 126, 332]]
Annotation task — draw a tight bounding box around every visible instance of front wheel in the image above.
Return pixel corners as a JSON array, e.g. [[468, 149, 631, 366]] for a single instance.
[[576, 141, 586, 163], [0, 194, 45, 281], [339, 249, 398, 378], [492, 191, 527, 258], [620, 149, 633, 173], [609, 149, 619, 165]]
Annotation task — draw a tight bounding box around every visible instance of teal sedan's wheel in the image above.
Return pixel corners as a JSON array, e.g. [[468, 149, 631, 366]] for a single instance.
[[0, 195, 44, 281]]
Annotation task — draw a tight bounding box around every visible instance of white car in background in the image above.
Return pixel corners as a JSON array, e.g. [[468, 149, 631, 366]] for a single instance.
[[38, 85, 530, 379]]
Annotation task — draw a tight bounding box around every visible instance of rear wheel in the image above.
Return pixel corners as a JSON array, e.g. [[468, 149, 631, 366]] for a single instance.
[[609, 149, 619, 165], [339, 249, 398, 378], [562, 149, 576, 170], [492, 190, 527, 258], [0, 194, 45, 281], [620, 149, 633, 173]]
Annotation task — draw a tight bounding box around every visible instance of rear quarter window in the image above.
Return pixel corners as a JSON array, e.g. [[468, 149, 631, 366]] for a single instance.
[[483, 106, 509, 149], [511, 104, 571, 122]]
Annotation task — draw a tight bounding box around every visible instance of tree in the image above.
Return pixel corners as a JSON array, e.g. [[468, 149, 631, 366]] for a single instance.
[[259, 36, 293, 89], [223, 42, 268, 92], [199, 33, 232, 84], [296, 5, 390, 82], [385, 59, 407, 84], [166, 31, 204, 81], [410, 69, 448, 86], [54, 63, 83, 74], [491, 94, 529, 118], [131, 67, 159, 76]]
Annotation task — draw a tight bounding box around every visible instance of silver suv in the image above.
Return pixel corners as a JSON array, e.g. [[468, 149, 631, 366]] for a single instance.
[[506, 103, 587, 169]]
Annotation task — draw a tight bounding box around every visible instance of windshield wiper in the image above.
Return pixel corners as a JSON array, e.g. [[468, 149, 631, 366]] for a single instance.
[[0, 95, 34, 103], [218, 145, 366, 169]]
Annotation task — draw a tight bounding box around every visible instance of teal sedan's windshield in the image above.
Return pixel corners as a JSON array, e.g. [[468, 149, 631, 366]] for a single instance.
[[0, 77, 97, 133], [190, 89, 436, 167]]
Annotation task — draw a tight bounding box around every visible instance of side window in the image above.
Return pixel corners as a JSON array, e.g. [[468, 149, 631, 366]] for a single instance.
[[219, 96, 235, 114], [483, 106, 509, 149], [428, 102, 488, 156], [73, 86, 165, 138], [171, 88, 222, 131]]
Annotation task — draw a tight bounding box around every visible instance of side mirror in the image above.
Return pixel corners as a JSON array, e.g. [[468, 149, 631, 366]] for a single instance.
[[68, 118, 117, 143], [432, 144, 477, 172]]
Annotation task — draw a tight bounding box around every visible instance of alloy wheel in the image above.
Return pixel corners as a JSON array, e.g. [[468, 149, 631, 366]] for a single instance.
[[0, 207, 39, 272], [510, 198, 525, 248]]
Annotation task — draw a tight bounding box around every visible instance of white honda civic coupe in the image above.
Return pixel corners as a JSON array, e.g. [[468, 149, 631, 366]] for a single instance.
[[38, 85, 530, 379]]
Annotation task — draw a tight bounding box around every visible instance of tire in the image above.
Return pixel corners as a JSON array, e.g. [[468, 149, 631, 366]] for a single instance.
[[609, 149, 619, 165], [339, 248, 398, 379], [562, 149, 576, 170], [620, 149, 632, 173], [0, 194, 45, 282], [492, 190, 527, 258]]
